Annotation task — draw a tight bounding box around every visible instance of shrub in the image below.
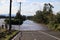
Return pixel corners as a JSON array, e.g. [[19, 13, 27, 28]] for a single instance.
[[4, 19, 23, 25]]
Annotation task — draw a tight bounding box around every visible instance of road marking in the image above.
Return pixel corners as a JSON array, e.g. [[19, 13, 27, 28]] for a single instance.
[[38, 31, 60, 40], [34, 39, 36, 40], [31, 33, 37, 40], [32, 33, 34, 36]]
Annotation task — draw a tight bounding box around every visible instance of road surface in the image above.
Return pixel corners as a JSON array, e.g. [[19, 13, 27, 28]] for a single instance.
[[0, 19, 60, 40], [16, 20, 60, 40], [21, 31, 59, 40], [12, 20, 49, 31]]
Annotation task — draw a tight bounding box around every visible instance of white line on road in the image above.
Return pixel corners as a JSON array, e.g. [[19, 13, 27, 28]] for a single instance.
[[32, 32, 37, 40], [34, 39, 37, 40], [38, 31, 60, 40]]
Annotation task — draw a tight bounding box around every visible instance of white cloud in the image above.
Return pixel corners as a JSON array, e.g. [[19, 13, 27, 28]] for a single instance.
[[0, 3, 9, 14], [30, 2, 44, 11], [16, 0, 27, 2], [0, 0, 6, 4], [30, 2, 60, 13], [0, 0, 18, 15], [0, 0, 60, 16], [21, 2, 40, 16], [12, 6, 18, 14]]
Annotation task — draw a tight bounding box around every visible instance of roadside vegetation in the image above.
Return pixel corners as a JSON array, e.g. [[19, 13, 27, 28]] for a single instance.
[[0, 27, 19, 40], [28, 3, 60, 31], [0, 9, 26, 40], [4, 10, 26, 31]]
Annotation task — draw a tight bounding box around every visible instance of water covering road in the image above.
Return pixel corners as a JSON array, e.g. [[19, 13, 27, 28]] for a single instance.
[[12, 20, 48, 31], [0, 19, 48, 31], [0, 19, 60, 40]]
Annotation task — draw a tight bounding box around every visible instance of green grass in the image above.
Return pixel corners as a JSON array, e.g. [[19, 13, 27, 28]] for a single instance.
[[47, 23, 60, 31], [0, 28, 19, 40], [6, 30, 19, 40]]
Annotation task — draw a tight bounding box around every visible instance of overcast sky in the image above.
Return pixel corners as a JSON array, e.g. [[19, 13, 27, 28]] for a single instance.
[[0, 0, 60, 16]]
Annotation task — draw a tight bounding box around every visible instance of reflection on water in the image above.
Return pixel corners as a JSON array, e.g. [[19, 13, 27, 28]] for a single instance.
[[12, 20, 48, 31], [0, 19, 5, 26], [0, 19, 48, 31]]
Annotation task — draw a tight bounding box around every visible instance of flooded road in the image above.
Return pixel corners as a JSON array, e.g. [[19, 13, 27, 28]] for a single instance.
[[12, 20, 48, 31], [0, 19, 48, 31]]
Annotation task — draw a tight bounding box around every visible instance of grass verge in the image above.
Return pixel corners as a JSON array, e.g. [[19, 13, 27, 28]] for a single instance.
[[0, 29, 19, 40]]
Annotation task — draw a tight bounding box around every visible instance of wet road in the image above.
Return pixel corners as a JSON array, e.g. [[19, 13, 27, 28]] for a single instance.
[[0, 19, 60, 40], [12, 20, 48, 31], [0, 19, 48, 31], [16, 20, 60, 40]]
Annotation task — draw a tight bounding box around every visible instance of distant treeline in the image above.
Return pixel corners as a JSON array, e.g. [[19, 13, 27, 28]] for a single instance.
[[0, 15, 14, 18]]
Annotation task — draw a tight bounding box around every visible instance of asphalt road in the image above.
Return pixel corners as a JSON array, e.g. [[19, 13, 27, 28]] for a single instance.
[[20, 31, 59, 40], [0, 19, 60, 40], [19, 20, 60, 40]]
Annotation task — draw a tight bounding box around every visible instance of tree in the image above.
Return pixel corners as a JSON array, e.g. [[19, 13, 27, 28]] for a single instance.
[[4, 10, 24, 25], [42, 3, 50, 24], [48, 3, 54, 22], [15, 10, 22, 19], [43, 3, 54, 24], [56, 12, 60, 23], [32, 3, 54, 24], [35, 10, 44, 23], [48, 3, 54, 14], [22, 15, 26, 21], [43, 3, 48, 12]]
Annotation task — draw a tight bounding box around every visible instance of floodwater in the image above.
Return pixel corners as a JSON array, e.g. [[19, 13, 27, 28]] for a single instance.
[[12, 20, 48, 31], [0, 19, 48, 31]]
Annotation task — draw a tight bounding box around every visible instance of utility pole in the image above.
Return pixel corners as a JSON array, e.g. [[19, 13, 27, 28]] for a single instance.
[[19, 2, 21, 29], [20, 2, 21, 14], [9, 0, 12, 31], [19, 2, 22, 37]]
